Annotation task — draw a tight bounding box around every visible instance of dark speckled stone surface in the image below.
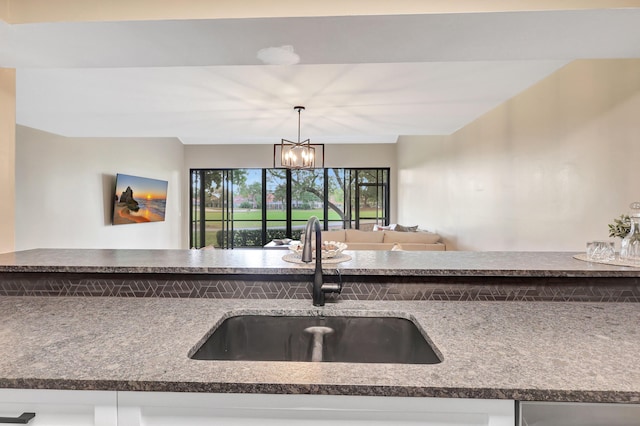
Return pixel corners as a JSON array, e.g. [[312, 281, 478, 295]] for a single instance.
[[1, 249, 639, 403], [0, 297, 638, 403], [0, 248, 639, 276], [2, 249, 639, 302]]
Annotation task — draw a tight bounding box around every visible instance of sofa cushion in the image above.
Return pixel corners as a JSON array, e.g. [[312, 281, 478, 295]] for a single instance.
[[346, 242, 395, 250], [345, 229, 385, 243], [383, 230, 441, 244], [321, 229, 346, 242], [345, 242, 445, 251], [300, 229, 346, 243]]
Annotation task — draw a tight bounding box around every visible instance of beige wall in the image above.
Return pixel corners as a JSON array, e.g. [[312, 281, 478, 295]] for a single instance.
[[15, 126, 185, 250], [12, 133, 395, 250], [185, 143, 396, 169], [0, 68, 15, 254], [0, 0, 7, 22], [397, 59, 640, 251]]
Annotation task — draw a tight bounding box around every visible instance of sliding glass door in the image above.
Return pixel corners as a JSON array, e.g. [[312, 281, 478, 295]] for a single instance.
[[190, 167, 389, 249], [190, 169, 231, 248]]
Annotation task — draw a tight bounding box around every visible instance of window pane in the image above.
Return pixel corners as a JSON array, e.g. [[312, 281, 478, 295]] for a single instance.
[[290, 221, 307, 241], [327, 168, 346, 224], [204, 170, 225, 248], [327, 221, 344, 231], [205, 222, 223, 247], [291, 169, 324, 221], [190, 171, 201, 247], [354, 169, 389, 227], [266, 169, 286, 221], [358, 185, 384, 219], [233, 169, 262, 211], [230, 169, 262, 247], [191, 169, 228, 249], [232, 222, 262, 247], [266, 221, 287, 241]]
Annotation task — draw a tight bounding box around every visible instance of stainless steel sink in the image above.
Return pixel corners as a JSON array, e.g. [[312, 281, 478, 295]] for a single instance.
[[190, 315, 442, 364]]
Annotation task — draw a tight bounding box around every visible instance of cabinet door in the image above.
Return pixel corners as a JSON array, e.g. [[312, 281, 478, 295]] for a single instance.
[[0, 389, 116, 426], [118, 391, 514, 426]]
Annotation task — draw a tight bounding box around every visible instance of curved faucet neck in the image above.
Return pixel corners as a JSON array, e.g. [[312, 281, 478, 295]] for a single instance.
[[300, 216, 342, 306], [302, 216, 322, 263]]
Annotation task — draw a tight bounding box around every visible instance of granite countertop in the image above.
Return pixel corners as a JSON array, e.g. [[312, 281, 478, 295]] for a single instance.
[[1, 296, 638, 403], [0, 248, 638, 277]]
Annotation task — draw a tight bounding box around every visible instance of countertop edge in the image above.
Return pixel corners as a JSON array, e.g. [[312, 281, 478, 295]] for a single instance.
[[1, 249, 639, 277], [1, 266, 638, 278], [1, 379, 638, 404]]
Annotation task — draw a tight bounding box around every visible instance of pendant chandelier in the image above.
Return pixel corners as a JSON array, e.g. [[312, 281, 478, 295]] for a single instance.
[[279, 106, 316, 169]]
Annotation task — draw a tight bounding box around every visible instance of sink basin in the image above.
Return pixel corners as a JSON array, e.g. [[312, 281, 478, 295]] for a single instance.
[[190, 315, 441, 364]]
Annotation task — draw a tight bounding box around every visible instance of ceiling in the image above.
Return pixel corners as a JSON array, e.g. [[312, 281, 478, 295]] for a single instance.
[[2, 7, 640, 144]]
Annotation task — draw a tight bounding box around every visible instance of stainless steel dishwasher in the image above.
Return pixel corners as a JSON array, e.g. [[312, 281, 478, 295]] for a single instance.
[[519, 401, 640, 426]]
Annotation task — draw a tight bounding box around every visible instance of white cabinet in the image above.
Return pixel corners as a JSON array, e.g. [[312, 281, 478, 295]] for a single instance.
[[118, 391, 515, 426], [0, 389, 116, 426], [7, 388, 640, 425]]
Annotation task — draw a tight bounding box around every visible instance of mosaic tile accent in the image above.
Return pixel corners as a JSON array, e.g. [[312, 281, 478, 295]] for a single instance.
[[1, 272, 639, 302], [339, 281, 640, 302]]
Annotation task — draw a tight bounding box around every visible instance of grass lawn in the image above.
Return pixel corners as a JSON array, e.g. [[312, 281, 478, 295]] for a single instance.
[[198, 208, 343, 222]]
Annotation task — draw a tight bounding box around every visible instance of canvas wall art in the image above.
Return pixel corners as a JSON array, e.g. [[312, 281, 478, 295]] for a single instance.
[[113, 174, 168, 225]]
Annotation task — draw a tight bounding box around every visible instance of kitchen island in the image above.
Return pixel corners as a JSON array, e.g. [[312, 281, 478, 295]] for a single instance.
[[1, 248, 639, 277], [0, 248, 639, 405], [1, 248, 639, 302]]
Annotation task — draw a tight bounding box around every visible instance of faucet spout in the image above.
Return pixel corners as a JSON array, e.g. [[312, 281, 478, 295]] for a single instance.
[[301, 216, 341, 306]]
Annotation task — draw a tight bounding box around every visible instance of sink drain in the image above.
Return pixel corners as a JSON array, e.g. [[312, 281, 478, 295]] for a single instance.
[[304, 326, 334, 362]]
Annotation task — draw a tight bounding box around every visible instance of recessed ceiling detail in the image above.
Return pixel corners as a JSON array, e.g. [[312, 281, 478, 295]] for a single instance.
[[4, 9, 640, 143], [16, 61, 568, 143]]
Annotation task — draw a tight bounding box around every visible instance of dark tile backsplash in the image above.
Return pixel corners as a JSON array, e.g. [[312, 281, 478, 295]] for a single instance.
[[1, 273, 638, 302]]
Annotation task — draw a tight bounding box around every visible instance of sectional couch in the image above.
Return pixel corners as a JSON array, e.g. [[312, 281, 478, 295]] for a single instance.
[[311, 229, 446, 251]]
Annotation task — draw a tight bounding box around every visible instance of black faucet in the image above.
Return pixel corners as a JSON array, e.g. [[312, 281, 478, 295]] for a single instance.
[[301, 216, 342, 306]]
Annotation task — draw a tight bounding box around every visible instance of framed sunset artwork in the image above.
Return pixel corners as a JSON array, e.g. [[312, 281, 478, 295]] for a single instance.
[[112, 174, 168, 225]]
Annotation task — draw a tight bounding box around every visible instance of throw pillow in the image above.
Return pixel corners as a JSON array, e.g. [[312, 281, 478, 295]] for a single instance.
[[395, 224, 419, 232], [358, 223, 376, 232]]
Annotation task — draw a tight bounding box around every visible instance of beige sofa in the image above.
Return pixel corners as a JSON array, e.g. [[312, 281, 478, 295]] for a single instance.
[[309, 229, 446, 251]]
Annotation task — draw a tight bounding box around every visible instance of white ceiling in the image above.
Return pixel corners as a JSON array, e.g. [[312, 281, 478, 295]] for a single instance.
[[2, 8, 640, 144]]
